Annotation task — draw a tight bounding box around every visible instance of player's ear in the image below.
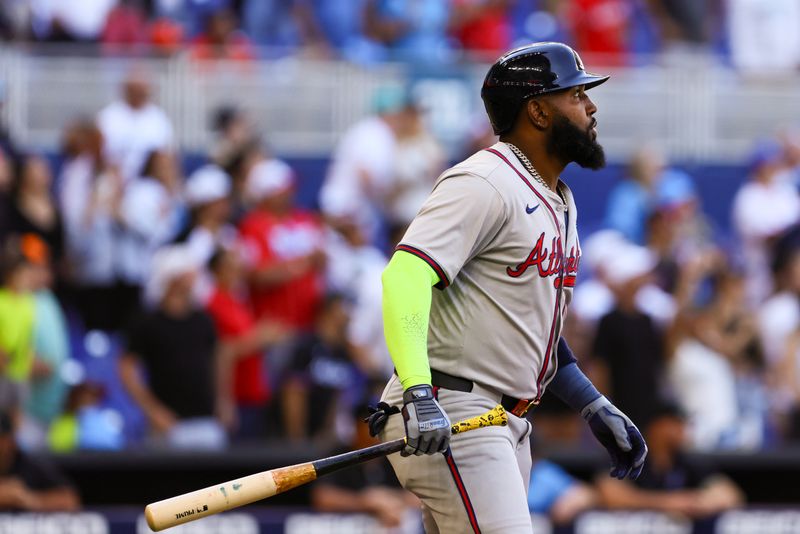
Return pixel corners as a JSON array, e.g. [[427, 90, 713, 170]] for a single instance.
[[525, 99, 549, 131]]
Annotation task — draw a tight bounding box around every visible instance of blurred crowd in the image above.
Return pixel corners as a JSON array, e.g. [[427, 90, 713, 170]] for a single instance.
[[552, 132, 800, 457], [0, 0, 799, 71], [0, 68, 444, 455]]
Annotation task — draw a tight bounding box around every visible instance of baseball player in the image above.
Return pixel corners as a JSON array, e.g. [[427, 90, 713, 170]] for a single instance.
[[374, 42, 648, 533]]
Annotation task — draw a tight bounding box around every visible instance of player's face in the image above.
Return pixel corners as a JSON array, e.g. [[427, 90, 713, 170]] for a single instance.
[[545, 86, 605, 169]]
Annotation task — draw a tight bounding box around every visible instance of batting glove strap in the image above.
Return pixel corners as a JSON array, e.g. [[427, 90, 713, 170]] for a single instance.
[[582, 396, 648, 480], [401, 385, 451, 457]]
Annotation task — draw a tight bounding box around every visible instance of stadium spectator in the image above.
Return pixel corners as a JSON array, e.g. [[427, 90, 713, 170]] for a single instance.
[[319, 87, 416, 244], [280, 294, 359, 443], [101, 0, 149, 50], [174, 164, 237, 302], [592, 241, 664, 428], [119, 245, 228, 449], [667, 262, 743, 450], [604, 145, 665, 244], [325, 213, 390, 378], [48, 382, 124, 452], [647, 0, 716, 49], [57, 119, 125, 331], [209, 105, 257, 170], [240, 159, 325, 330], [567, 0, 632, 65], [0, 241, 35, 414], [97, 68, 174, 182], [0, 411, 80, 512], [17, 235, 69, 451], [733, 140, 800, 305], [449, 0, 513, 59], [597, 402, 744, 517], [190, 7, 254, 62], [760, 231, 800, 371], [362, 0, 453, 64], [310, 403, 419, 528], [654, 170, 714, 259], [206, 247, 288, 440], [30, 0, 117, 42], [6, 155, 64, 272], [117, 149, 184, 314], [384, 102, 445, 245], [728, 0, 800, 73]]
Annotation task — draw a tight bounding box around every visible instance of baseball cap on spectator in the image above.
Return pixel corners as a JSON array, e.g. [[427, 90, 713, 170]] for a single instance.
[[656, 170, 696, 210], [185, 164, 231, 207], [581, 230, 629, 276], [144, 244, 200, 305], [748, 139, 783, 175], [604, 242, 657, 286], [372, 86, 412, 115], [246, 159, 293, 201]]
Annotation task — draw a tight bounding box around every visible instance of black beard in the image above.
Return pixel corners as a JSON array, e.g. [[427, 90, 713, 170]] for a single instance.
[[547, 112, 606, 169]]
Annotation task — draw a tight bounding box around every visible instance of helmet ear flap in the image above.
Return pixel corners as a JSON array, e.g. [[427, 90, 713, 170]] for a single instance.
[[482, 94, 524, 136]]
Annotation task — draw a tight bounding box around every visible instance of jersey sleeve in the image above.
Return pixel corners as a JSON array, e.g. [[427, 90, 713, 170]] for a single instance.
[[397, 173, 507, 289]]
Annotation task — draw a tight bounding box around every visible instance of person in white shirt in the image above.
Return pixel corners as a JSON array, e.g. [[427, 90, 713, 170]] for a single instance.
[[732, 140, 800, 304], [325, 212, 391, 378], [97, 68, 174, 183], [728, 0, 800, 73], [117, 150, 184, 296], [172, 165, 238, 304], [319, 87, 418, 243], [58, 119, 126, 330]]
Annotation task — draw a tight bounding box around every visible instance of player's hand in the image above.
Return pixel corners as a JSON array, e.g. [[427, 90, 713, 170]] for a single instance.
[[401, 385, 450, 456], [581, 396, 647, 479]]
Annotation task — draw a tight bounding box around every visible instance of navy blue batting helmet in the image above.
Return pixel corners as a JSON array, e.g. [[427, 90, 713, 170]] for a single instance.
[[481, 42, 609, 135]]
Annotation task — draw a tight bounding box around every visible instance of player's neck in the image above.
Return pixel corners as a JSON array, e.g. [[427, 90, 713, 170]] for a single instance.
[[500, 135, 564, 191]]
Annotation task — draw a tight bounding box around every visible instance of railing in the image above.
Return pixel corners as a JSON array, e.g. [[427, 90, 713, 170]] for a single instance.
[[3, 45, 800, 162]]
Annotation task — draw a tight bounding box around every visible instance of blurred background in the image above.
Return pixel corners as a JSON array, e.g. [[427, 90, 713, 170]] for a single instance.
[[0, 0, 799, 533]]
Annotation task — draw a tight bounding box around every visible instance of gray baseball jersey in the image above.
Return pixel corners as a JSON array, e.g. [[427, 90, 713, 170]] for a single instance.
[[396, 141, 580, 401]]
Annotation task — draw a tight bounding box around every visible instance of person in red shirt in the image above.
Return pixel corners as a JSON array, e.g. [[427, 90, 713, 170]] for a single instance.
[[568, 0, 631, 65], [206, 247, 288, 440], [190, 7, 255, 63], [450, 0, 513, 59], [239, 159, 326, 331]]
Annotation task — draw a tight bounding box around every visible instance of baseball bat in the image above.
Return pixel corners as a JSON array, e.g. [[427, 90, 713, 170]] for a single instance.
[[145, 404, 507, 531]]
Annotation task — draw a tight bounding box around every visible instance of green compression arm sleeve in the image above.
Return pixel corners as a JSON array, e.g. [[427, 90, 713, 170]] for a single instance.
[[382, 250, 440, 390]]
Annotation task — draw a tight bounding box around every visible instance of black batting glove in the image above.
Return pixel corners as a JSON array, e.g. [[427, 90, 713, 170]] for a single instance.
[[401, 385, 451, 456], [582, 396, 648, 479]]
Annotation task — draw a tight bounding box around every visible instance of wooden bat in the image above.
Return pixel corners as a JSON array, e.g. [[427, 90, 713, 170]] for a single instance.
[[145, 404, 507, 531]]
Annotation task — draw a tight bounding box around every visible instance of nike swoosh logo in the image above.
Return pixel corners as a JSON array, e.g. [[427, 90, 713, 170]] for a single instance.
[[526, 204, 539, 214]]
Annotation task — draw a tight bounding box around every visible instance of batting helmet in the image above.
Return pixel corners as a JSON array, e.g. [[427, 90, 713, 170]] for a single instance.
[[481, 42, 610, 135]]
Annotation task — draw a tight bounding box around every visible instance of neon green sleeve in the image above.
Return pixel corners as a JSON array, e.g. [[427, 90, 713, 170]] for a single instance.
[[381, 250, 439, 390]]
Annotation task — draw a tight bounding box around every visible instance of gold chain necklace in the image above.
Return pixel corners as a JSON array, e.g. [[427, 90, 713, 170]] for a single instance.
[[505, 142, 552, 192]]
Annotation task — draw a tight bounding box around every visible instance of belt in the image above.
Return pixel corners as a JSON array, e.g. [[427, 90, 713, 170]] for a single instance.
[[429, 369, 538, 418]]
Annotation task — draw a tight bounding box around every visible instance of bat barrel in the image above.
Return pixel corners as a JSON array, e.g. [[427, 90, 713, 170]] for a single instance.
[[145, 463, 315, 531], [143, 405, 507, 531]]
